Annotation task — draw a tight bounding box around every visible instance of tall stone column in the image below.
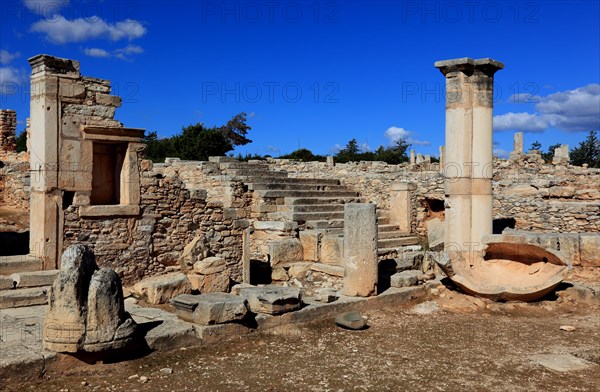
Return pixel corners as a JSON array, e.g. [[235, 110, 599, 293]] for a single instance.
[[435, 58, 503, 253], [342, 203, 378, 297], [28, 55, 80, 269]]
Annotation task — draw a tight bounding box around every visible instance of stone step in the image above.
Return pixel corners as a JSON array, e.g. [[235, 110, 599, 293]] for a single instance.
[[11, 270, 59, 288], [248, 183, 350, 192], [378, 224, 401, 233], [290, 204, 345, 213], [378, 230, 405, 239], [286, 197, 366, 205], [241, 176, 340, 185], [378, 237, 420, 248], [290, 211, 345, 222], [258, 190, 360, 198], [229, 170, 289, 177], [0, 286, 49, 310], [219, 162, 269, 170], [378, 217, 390, 225], [0, 255, 43, 275], [305, 220, 345, 230]]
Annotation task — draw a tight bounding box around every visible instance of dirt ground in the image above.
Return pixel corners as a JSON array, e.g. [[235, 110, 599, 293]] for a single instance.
[[3, 286, 599, 392]]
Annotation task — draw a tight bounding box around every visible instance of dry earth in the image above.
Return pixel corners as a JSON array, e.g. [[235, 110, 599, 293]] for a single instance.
[[2, 286, 599, 392]]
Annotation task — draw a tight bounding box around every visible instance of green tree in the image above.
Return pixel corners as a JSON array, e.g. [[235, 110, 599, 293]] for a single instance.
[[570, 130, 600, 168], [142, 112, 252, 162], [529, 140, 542, 151], [279, 148, 325, 162], [335, 139, 360, 163], [15, 130, 27, 153]]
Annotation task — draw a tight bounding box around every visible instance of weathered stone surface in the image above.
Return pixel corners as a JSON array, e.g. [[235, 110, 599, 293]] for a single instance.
[[193, 257, 226, 275], [133, 272, 191, 305], [320, 234, 343, 265], [43, 245, 97, 352], [299, 230, 321, 262], [549, 186, 576, 198], [187, 270, 230, 293], [171, 293, 248, 325], [531, 354, 595, 372], [342, 203, 378, 297], [580, 233, 600, 267], [236, 285, 302, 315], [43, 245, 137, 353], [84, 268, 137, 352], [425, 217, 444, 250], [335, 311, 367, 330], [0, 276, 13, 290], [268, 238, 304, 266], [11, 270, 59, 288], [271, 267, 289, 281], [390, 270, 421, 288], [179, 236, 210, 272], [315, 288, 338, 303]]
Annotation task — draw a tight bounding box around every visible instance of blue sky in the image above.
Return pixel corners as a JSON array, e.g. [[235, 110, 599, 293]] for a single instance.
[[1, 0, 599, 158]]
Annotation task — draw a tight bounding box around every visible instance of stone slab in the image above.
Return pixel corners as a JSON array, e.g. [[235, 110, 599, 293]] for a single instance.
[[11, 270, 59, 288], [236, 285, 302, 315], [171, 293, 248, 325], [531, 354, 596, 372], [132, 272, 192, 305]]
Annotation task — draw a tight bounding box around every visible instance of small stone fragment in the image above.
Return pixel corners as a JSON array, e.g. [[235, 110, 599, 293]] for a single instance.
[[560, 325, 576, 332], [335, 311, 367, 330]]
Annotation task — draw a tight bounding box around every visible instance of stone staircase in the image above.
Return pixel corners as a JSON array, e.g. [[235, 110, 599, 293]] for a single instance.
[[0, 254, 56, 309], [220, 160, 420, 260]]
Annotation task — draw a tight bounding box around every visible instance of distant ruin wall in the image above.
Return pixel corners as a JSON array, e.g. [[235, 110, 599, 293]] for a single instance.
[[0, 110, 17, 154], [0, 161, 30, 211], [266, 154, 600, 235]]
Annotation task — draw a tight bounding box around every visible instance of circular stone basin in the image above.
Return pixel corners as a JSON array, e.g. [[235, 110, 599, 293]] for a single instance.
[[446, 243, 567, 302]]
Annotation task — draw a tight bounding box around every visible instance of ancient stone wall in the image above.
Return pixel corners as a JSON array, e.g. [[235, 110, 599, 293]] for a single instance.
[[0, 110, 17, 155], [265, 155, 600, 235], [61, 161, 251, 285], [0, 160, 30, 210]]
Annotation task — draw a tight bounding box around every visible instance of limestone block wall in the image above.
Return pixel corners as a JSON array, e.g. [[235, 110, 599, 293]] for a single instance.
[[0, 110, 17, 154], [62, 161, 251, 284], [0, 160, 30, 210], [265, 156, 600, 235]]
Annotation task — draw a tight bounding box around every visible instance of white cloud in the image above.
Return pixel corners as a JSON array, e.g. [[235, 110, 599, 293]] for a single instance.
[[266, 145, 280, 154], [0, 67, 25, 95], [384, 126, 431, 146], [493, 112, 548, 132], [83, 45, 144, 60], [31, 15, 146, 44], [0, 50, 20, 65], [494, 84, 600, 133], [84, 47, 110, 58], [23, 0, 69, 16], [493, 148, 509, 158], [359, 142, 371, 152], [330, 143, 342, 153]]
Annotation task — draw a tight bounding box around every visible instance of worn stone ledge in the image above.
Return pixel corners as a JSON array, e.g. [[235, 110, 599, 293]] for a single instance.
[[79, 205, 140, 217]]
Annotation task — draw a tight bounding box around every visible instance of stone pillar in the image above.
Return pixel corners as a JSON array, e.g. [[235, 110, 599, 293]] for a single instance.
[[552, 145, 569, 165], [29, 55, 80, 268], [0, 109, 17, 153], [513, 132, 523, 154], [409, 149, 415, 165], [326, 155, 334, 167], [435, 58, 503, 253], [439, 145, 445, 174], [342, 203, 378, 297], [390, 182, 415, 235], [424, 155, 431, 164]]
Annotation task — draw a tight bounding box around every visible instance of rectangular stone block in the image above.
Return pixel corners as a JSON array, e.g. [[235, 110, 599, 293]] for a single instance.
[[299, 230, 321, 262], [580, 234, 600, 267], [320, 234, 343, 265], [342, 203, 378, 297]]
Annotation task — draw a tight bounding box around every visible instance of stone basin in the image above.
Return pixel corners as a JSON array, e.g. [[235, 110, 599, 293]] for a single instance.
[[437, 243, 567, 302]]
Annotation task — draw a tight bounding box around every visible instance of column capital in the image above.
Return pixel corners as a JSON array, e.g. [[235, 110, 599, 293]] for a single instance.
[[28, 54, 80, 78], [435, 57, 503, 77]]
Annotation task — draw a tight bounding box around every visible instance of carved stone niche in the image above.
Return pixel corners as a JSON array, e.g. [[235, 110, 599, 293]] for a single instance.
[[77, 126, 145, 217]]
